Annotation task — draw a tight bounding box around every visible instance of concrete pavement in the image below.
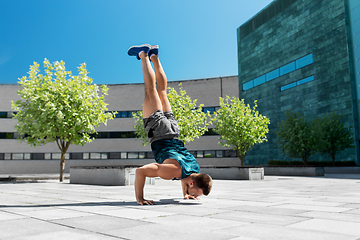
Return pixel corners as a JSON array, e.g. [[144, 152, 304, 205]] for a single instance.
[[0, 175, 360, 240]]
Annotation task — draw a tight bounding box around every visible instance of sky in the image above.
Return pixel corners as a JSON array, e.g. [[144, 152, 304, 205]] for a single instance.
[[0, 0, 273, 85]]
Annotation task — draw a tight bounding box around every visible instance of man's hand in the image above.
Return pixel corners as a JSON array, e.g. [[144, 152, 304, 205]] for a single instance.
[[137, 198, 155, 205], [183, 194, 199, 200]]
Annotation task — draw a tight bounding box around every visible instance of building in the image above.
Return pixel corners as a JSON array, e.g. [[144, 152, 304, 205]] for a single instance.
[[0, 76, 240, 174], [237, 0, 360, 165]]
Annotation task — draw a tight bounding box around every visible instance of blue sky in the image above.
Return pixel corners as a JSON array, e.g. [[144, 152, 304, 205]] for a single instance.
[[0, 0, 272, 85]]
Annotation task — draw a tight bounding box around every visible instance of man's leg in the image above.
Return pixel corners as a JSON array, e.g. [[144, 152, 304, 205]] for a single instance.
[[150, 53, 172, 113], [139, 51, 163, 118]]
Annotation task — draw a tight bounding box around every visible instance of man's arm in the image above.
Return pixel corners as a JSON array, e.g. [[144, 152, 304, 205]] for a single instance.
[[135, 164, 158, 205], [135, 161, 182, 205]]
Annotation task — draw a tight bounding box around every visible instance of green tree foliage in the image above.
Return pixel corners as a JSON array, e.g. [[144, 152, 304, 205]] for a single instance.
[[312, 112, 354, 165], [12, 59, 114, 181], [276, 110, 315, 165], [133, 83, 210, 145], [212, 97, 270, 166]]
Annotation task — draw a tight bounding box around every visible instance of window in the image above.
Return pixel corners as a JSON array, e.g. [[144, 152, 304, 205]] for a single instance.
[[297, 76, 314, 85], [280, 82, 297, 91], [128, 152, 138, 159], [296, 54, 313, 69], [204, 151, 216, 158], [203, 107, 215, 114], [280, 76, 314, 91], [196, 151, 204, 158], [90, 153, 101, 159], [0, 112, 7, 118], [12, 153, 23, 160], [280, 62, 296, 76], [113, 111, 139, 118], [243, 53, 313, 91], [266, 69, 280, 82], [243, 81, 254, 90], [70, 153, 83, 159], [224, 150, 237, 157], [253, 75, 266, 87], [32, 153, 45, 160], [109, 152, 121, 159], [109, 132, 124, 138], [216, 150, 223, 158]]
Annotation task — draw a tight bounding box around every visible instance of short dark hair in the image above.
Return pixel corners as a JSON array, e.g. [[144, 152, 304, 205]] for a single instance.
[[193, 173, 212, 195]]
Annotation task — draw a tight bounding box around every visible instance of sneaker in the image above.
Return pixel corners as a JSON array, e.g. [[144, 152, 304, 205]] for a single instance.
[[148, 45, 159, 59], [127, 44, 151, 60]]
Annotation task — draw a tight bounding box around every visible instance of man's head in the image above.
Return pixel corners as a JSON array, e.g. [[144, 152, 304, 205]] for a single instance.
[[188, 173, 212, 198]]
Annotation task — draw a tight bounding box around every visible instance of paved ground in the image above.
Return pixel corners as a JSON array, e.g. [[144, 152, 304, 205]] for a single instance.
[[0, 175, 360, 240]]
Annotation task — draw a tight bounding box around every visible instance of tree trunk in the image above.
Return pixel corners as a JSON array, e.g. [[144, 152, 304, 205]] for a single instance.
[[237, 148, 245, 166], [302, 155, 308, 166], [60, 151, 65, 182], [331, 154, 336, 166], [56, 139, 71, 182]]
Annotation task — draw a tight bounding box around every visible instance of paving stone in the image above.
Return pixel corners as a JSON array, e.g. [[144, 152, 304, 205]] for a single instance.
[[0, 211, 27, 221], [215, 223, 358, 240], [51, 215, 151, 234], [223, 205, 308, 216], [288, 219, 360, 236], [108, 221, 236, 240], [210, 210, 308, 226], [297, 211, 360, 223], [99, 207, 177, 220], [148, 214, 245, 230], [16, 208, 96, 221], [0, 218, 71, 239], [13, 230, 119, 240], [273, 203, 352, 213]]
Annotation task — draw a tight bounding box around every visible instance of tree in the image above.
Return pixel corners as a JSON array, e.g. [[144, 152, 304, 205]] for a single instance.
[[133, 83, 210, 145], [212, 96, 270, 166], [312, 112, 354, 165], [12, 59, 114, 181], [276, 110, 315, 165]]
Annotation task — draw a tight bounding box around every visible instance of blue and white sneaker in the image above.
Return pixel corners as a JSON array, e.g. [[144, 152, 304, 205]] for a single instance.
[[148, 45, 159, 59], [127, 44, 151, 60]]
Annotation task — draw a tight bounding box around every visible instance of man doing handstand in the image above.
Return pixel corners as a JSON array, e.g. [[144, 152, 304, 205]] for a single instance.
[[128, 44, 212, 205]]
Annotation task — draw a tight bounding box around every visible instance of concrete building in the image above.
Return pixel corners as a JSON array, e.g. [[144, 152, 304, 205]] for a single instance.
[[0, 76, 240, 174], [237, 0, 360, 165]]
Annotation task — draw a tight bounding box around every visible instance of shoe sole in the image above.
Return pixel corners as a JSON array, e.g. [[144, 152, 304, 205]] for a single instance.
[[127, 44, 151, 56]]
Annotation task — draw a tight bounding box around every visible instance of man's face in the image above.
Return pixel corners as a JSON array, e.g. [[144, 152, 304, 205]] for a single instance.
[[187, 185, 203, 198]]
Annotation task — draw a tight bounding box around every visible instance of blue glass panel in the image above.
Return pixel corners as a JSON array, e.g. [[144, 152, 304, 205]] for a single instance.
[[254, 75, 266, 86], [280, 82, 297, 91], [243, 80, 254, 91], [280, 62, 296, 75], [266, 69, 280, 81], [203, 107, 215, 114], [120, 111, 128, 118], [296, 54, 313, 69], [297, 76, 314, 85]]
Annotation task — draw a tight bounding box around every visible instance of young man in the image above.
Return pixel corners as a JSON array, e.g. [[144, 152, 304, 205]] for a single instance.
[[128, 44, 212, 205]]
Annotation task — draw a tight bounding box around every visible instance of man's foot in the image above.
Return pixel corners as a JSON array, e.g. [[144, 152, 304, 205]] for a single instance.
[[127, 44, 151, 60], [148, 45, 159, 60]]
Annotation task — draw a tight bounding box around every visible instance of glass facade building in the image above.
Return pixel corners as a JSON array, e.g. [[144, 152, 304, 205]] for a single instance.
[[237, 0, 360, 165]]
